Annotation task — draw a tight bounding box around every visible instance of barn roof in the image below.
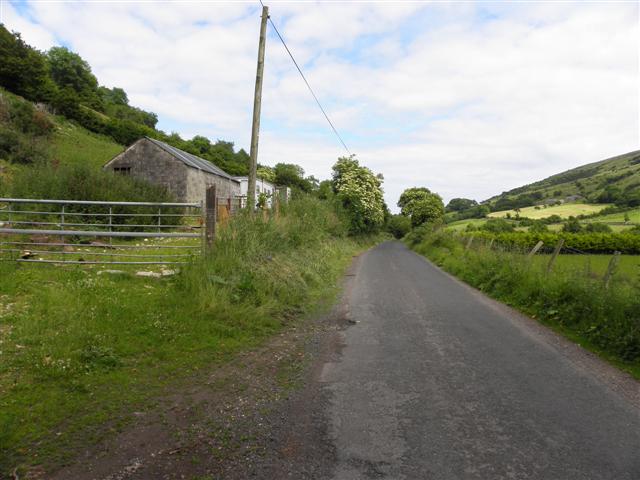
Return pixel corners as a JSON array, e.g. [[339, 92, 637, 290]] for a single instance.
[[145, 137, 238, 182]]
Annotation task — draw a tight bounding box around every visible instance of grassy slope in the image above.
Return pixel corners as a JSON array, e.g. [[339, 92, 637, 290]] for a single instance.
[[485, 150, 640, 206], [50, 119, 124, 168]]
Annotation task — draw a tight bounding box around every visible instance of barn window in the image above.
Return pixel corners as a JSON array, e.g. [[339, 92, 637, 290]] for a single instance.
[[114, 167, 131, 175]]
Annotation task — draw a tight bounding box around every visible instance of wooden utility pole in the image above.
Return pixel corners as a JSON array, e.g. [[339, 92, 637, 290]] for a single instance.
[[248, 5, 268, 213]]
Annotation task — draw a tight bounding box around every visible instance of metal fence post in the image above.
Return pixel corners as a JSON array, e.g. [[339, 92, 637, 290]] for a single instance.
[[205, 185, 217, 250]]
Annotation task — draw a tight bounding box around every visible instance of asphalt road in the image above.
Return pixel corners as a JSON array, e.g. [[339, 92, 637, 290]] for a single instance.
[[317, 241, 640, 480]]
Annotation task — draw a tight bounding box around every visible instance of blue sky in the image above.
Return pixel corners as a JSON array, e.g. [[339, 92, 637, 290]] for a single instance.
[[2, 1, 638, 210]]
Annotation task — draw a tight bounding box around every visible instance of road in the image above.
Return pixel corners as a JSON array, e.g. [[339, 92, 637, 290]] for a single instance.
[[311, 241, 640, 479]]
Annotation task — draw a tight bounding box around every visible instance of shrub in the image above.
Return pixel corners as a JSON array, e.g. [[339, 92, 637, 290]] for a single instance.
[[585, 223, 612, 233], [481, 218, 515, 233], [562, 217, 583, 233], [386, 214, 411, 239], [9, 162, 177, 227]]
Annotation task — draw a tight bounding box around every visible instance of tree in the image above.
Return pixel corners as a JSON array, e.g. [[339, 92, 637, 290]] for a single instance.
[[331, 155, 385, 234], [257, 165, 275, 183], [0, 26, 54, 102], [274, 163, 311, 191], [397, 187, 445, 227], [99, 86, 128, 105], [562, 217, 583, 233], [446, 198, 478, 212], [47, 46, 101, 109], [585, 222, 612, 233], [387, 214, 411, 239]]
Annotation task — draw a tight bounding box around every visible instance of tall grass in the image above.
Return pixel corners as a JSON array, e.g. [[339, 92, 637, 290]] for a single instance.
[[0, 195, 368, 475], [407, 230, 640, 373]]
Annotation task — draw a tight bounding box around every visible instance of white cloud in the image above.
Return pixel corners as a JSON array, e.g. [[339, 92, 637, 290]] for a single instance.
[[1, 1, 637, 211]]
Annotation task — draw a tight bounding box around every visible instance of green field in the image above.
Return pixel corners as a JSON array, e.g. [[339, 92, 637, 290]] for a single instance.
[[488, 203, 608, 220], [445, 218, 487, 231], [582, 208, 640, 224], [531, 254, 640, 280]]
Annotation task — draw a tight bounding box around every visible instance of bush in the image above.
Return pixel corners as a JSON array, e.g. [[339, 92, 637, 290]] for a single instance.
[[562, 217, 582, 233], [387, 214, 411, 239], [481, 218, 515, 233], [9, 162, 177, 227], [585, 223, 612, 233]]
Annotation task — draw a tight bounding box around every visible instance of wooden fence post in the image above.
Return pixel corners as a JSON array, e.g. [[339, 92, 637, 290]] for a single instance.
[[273, 190, 280, 220], [465, 236, 474, 250], [205, 185, 217, 250], [603, 251, 621, 289], [527, 240, 544, 260], [546, 239, 564, 274]]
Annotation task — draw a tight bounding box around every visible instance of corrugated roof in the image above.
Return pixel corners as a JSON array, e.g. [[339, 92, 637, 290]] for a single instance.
[[145, 137, 239, 182]]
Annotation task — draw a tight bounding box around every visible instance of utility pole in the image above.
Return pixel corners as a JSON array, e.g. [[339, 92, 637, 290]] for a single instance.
[[248, 5, 268, 212]]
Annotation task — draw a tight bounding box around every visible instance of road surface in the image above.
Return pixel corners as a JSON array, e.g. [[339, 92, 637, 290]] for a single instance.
[[310, 241, 639, 479]]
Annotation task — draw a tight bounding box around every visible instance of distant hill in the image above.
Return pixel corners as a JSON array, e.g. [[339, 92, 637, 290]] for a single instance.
[[485, 150, 640, 211]]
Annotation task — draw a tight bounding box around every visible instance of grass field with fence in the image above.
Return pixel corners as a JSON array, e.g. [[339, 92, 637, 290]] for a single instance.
[[0, 196, 376, 477]]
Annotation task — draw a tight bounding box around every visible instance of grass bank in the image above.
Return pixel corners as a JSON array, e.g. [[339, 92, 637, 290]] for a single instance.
[[406, 230, 640, 379], [0, 196, 378, 476]]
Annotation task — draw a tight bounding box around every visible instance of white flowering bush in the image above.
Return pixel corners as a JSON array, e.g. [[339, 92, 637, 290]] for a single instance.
[[332, 156, 385, 234]]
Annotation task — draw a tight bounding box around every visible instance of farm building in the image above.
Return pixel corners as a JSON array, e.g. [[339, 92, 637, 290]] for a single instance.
[[234, 176, 291, 208], [104, 137, 240, 203]]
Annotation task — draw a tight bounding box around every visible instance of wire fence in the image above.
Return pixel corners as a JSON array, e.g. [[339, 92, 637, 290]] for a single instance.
[[457, 232, 636, 287]]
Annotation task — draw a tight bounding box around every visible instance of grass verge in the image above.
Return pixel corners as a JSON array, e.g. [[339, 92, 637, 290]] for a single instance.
[[406, 229, 640, 380], [0, 196, 379, 476]]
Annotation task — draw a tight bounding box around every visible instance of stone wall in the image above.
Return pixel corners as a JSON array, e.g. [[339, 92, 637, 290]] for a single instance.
[[104, 138, 240, 204], [185, 168, 240, 204], [105, 139, 189, 201]]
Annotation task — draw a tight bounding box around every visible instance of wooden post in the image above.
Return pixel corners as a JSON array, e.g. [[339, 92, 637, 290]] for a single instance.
[[527, 240, 544, 259], [603, 251, 621, 289], [247, 5, 269, 213], [546, 238, 564, 274], [273, 189, 280, 220], [465, 236, 474, 250], [205, 185, 217, 250]]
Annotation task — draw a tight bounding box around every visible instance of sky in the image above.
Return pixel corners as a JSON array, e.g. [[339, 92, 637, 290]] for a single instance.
[[1, 0, 638, 210]]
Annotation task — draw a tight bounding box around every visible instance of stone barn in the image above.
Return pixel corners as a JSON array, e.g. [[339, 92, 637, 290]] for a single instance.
[[104, 137, 240, 203]]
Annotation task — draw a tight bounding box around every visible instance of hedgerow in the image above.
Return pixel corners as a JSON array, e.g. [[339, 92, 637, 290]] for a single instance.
[[466, 231, 640, 254]]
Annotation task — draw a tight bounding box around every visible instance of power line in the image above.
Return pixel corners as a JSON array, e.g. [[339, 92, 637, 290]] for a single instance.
[[258, 0, 352, 155]]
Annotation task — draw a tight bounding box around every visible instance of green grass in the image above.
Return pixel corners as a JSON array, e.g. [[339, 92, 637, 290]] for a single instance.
[[0, 197, 377, 476], [406, 230, 640, 380], [583, 208, 640, 224], [50, 119, 124, 168], [445, 218, 487, 231], [488, 203, 609, 220], [531, 254, 640, 280]]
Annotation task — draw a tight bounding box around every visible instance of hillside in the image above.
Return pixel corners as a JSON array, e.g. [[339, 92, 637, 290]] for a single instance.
[[485, 150, 640, 211]]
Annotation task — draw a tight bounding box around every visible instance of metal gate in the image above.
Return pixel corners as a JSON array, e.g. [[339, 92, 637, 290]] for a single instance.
[[0, 198, 204, 265]]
